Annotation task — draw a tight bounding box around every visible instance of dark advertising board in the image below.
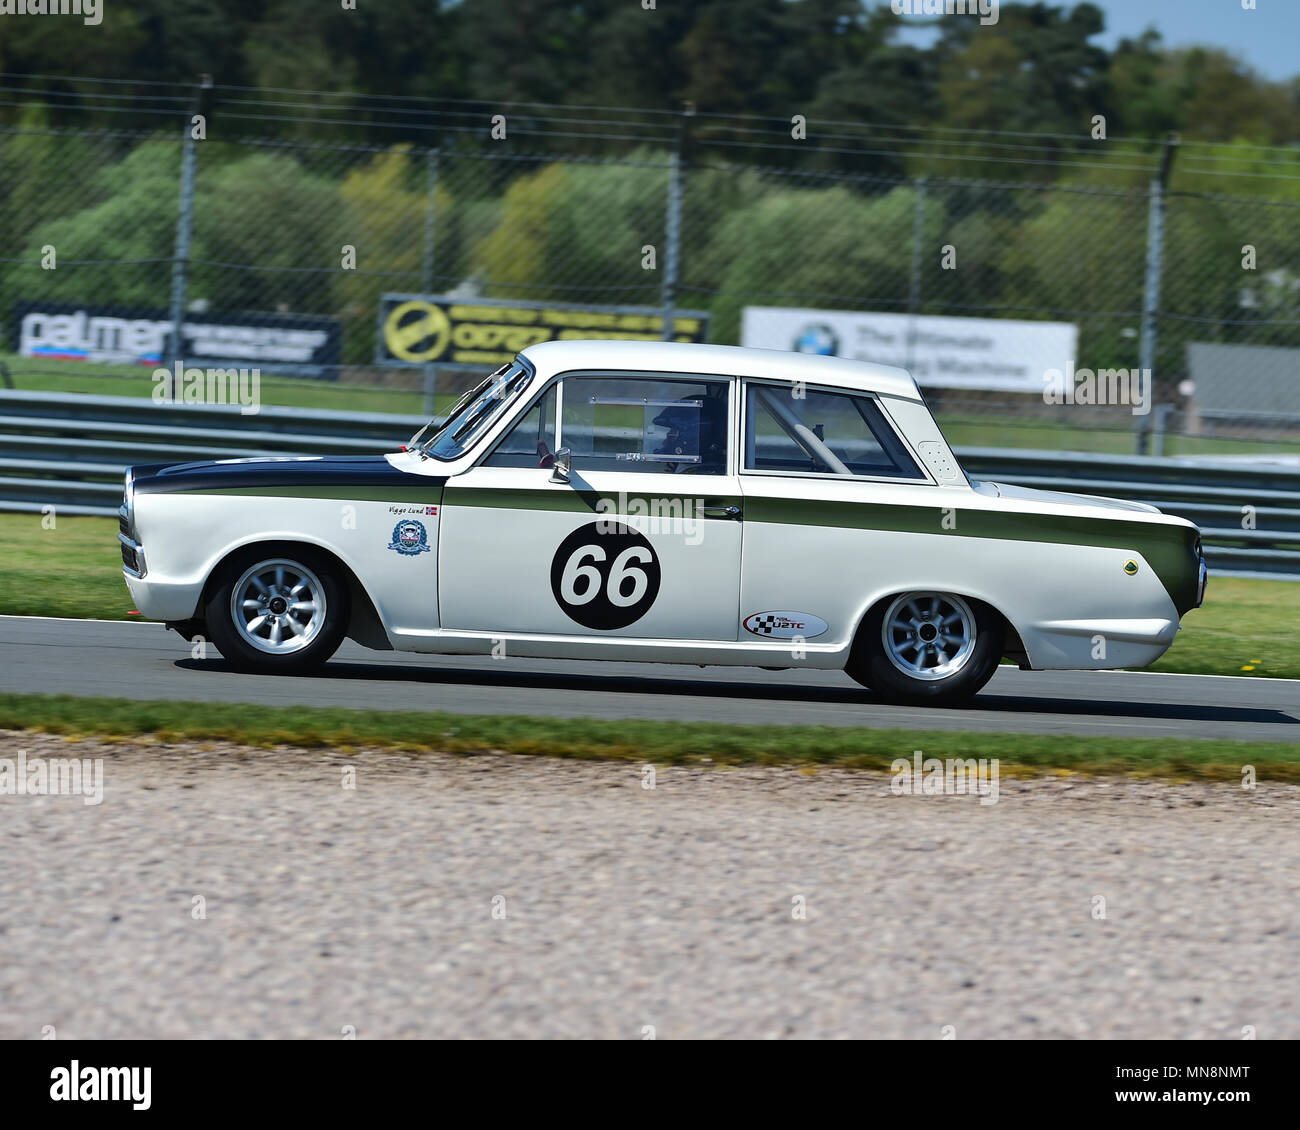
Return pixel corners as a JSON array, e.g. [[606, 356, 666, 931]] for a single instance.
[[13, 301, 342, 379]]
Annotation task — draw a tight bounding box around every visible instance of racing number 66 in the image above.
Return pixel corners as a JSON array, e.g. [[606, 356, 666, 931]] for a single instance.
[[560, 544, 652, 608], [549, 522, 662, 630]]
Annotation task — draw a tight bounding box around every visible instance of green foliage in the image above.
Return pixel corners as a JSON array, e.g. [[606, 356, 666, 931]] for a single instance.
[[14, 140, 181, 307], [471, 153, 668, 302], [690, 182, 917, 341], [2, 2, 1296, 154], [3, 1, 1298, 370], [193, 150, 345, 313]]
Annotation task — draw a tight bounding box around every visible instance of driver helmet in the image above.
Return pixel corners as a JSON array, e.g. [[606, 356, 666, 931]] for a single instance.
[[652, 394, 725, 470]]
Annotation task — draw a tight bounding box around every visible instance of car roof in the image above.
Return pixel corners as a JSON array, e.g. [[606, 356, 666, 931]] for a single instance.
[[518, 339, 923, 402]]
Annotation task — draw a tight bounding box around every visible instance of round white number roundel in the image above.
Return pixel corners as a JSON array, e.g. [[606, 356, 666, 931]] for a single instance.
[[550, 522, 661, 630]]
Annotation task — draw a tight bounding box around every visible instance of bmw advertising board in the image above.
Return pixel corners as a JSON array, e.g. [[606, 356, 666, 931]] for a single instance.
[[741, 306, 1077, 394]]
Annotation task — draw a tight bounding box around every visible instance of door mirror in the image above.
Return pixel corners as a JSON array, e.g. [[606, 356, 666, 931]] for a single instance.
[[549, 447, 572, 484]]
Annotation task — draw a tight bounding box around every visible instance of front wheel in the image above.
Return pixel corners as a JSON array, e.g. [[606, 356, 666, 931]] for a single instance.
[[205, 550, 349, 674], [846, 592, 1003, 706]]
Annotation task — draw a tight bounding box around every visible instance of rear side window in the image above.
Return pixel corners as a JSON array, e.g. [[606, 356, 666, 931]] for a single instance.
[[743, 384, 925, 480]]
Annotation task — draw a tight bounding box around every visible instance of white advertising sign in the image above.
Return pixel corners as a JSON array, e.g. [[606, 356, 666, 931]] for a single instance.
[[740, 306, 1077, 393]]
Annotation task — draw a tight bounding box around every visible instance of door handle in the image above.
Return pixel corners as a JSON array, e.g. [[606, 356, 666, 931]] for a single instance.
[[700, 504, 742, 518]]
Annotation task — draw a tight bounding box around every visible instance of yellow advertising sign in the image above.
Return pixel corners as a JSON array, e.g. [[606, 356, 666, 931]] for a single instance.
[[378, 294, 710, 367]]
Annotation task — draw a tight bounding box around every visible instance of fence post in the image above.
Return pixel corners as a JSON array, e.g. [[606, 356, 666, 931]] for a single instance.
[[1137, 134, 1178, 455], [422, 146, 441, 418], [165, 77, 210, 396], [661, 103, 693, 342], [906, 176, 927, 374], [1151, 402, 1172, 457]]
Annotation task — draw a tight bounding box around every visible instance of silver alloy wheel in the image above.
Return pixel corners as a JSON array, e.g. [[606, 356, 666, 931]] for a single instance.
[[230, 558, 327, 655], [880, 592, 977, 681]]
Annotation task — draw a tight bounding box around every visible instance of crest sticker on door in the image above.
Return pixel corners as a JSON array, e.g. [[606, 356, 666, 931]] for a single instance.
[[743, 611, 828, 639], [388, 519, 432, 556], [550, 522, 661, 630]]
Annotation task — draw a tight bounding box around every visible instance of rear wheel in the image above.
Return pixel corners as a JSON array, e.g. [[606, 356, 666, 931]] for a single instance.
[[846, 592, 1002, 705], [205, 550, 348, 674]]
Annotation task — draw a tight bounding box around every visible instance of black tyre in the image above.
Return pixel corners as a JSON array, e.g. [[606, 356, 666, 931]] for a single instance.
[[204, 548, 349, 674], [846, 591, 1003, 706]]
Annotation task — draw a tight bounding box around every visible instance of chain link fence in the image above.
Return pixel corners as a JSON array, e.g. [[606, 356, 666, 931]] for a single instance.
[[2, 119, 1299, 455]]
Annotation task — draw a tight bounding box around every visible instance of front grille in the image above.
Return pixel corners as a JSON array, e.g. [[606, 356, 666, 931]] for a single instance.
[[118, 527, 145, 577]]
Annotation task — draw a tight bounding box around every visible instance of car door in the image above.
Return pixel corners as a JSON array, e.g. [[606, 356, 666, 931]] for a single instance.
[[438, 370, 743, 640], [736, 380, 934, 644]]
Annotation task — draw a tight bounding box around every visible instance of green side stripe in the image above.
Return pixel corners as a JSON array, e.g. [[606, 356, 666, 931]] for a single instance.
[[175, 482, 1200, 617], [445, 486, 1198, 615], [181, 485, 440, 502], [448, 486, 743, 515], [746, 497, 1199, 615]]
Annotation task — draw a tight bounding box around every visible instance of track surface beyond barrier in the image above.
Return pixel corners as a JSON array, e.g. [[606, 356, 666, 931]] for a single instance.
[[2, 617, 1296, 741]]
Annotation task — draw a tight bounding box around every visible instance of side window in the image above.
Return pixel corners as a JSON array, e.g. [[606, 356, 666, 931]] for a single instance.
[[743, 384, 925, 480], [482, 385, 557, 468], [559, 375, 730, 475]]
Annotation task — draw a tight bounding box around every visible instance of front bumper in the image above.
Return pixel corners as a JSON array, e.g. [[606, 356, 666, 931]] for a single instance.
[[125, 572, 206, 622]]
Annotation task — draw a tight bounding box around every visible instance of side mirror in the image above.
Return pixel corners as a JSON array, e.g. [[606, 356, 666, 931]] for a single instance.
[[549, 447, 572, 484]]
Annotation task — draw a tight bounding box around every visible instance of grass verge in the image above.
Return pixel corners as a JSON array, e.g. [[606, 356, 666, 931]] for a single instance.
[[0, 513, 138, 620], [0, 514, 1296, 679], [1148, 576, 1298, 679], [1, 354, 446, 416], [1, 692, 1295, 782]]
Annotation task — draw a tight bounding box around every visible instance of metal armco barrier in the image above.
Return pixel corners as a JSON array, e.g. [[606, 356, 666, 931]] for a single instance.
[[4, 391, 1298, 578]]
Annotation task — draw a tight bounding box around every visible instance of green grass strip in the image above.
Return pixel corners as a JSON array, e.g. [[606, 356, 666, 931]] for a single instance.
[[0, 692, 1294, 783]]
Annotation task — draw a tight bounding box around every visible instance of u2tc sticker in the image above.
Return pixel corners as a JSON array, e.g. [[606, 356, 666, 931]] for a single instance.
[[550, 522, 661, 630], [743, 610, 828, 639]]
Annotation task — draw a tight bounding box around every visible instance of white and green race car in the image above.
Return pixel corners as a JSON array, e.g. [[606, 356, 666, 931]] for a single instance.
[[120, 340, 1206, 704]]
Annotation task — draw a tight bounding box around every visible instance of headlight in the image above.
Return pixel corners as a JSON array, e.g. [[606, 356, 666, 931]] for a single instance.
[[118, 469, 136, 538], [118, 468, 145, 577], [1194, 535, 1207, 608]]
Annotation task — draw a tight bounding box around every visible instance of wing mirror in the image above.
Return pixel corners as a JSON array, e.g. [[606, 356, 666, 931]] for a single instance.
[[549, 447, 572, 484]]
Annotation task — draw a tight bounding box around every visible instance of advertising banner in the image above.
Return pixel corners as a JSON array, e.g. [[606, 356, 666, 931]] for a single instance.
[[741, 306, 1077, 393], [378, 294, 711, 368], [13, 301, 342, 378]]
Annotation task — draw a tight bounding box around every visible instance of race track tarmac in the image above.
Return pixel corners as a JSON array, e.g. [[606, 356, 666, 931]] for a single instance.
[[2, 616, 1296, 741]]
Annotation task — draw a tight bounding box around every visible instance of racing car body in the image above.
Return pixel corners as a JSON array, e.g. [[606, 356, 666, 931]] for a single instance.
[[120, 340, 1206, 703]]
